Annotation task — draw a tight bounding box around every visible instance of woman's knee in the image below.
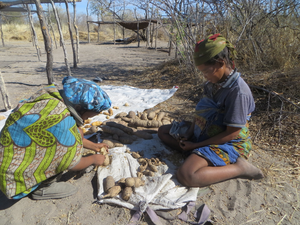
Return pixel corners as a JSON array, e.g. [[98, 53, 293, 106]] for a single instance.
[[176, 166, 194, 187], [158, 125, 171, 139]]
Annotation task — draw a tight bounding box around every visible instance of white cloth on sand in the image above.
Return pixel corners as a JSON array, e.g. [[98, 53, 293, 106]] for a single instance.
[[97, 135, 199, 212]]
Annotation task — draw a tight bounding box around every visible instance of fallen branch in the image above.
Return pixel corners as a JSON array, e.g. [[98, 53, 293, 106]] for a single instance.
[[249, 85, 300, 110]]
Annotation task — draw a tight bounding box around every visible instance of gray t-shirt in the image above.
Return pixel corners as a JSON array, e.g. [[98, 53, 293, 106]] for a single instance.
[[204, 70, 255, 128]]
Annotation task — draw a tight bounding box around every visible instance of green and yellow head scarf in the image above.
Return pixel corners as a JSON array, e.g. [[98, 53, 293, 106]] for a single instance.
[[193, 33, 237, 66]]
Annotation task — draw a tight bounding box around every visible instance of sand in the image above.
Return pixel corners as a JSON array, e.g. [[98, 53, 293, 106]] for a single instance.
[[0, 40, 299, 225]]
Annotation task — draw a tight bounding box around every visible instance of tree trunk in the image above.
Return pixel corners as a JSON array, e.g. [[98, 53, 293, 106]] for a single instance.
[[73, 0, 79, 64], [50, 0, 71, 76], [137, 18, 140, 47], [86, 0, 90, 43], [26, 5, 41, 61], [34, 0, 54, 84], [0, 16, 5, 47], [0, 72, 11, 110], [48, 5, 57, 49], [65, 0, 77, 68]]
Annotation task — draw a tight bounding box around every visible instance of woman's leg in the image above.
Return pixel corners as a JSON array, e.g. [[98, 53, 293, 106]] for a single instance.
[[70, 154, 105, 171], [158, 125, 182, 151], [176, 154, 264, 187]]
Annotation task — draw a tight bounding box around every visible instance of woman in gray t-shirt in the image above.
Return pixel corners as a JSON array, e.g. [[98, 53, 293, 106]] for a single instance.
[[158, 34, 264, 187]]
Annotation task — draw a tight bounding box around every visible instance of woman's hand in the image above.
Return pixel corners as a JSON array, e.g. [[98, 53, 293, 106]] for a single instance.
[[179, 140, 196, 151], [82, 137, 109, 153], [93, 154, 106, 166], [94, 143, 109, 153]]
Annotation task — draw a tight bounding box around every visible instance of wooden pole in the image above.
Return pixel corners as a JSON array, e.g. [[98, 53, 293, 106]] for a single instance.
[[86, 0, 90, 43], [50, 0, 71, 76], [195, 3, 199, 39], [137, 18, 140, 47], [151, 19, 154, 48], [0, 16, 5, 47], [47, 4, 57, 49], [146, 1, 149, 48], [0, 72, 11, 110], [34, 0, 54, 85], [97, 13, 100, 42], [64, 0, 77, 68], [113, 2, 116, 45], [155, 20, 158, 51], [26, 5, 41, 61], [73, 0, 79, 64]]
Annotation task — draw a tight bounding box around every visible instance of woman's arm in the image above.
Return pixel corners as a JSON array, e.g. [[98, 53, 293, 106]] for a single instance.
[[179, 126, 241, 151], [78, 127, 109, 153]]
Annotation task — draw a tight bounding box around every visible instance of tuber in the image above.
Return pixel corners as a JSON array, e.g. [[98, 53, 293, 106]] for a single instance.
[[102, 155, 111, 166], [89, 125, 98, 133], [162, 119, 171, 125], [102, 185, 122, 198], [125, 177, 135, 187], [84, 118, 92, 124], [127, 111, 136, 119], [102, 118, 122, 125], [106, 121, 134, 135], [124, 103, 129, 106], [143, 170, 155, 177], [147, 111, 156, 120], [91, 121, 102, 127], [108, 108, 113, 116], [137, 172, 143, 178], [131, 152, 141, 159], [117, 178, 126, 184], [133, 130, 153, 139], [133, 177, 145, 188], [138, 159, 148, 172], [112, 134, 119, 140], [102, 138, 124, 148], [148, 163, 158, 172], [115, 112, 127, 118], [99, 147, 108, 155], [119, 136, 135, 144], [141, 112, 148, 120], [103, 111, 110, 116], [101, 125, 131, 138], [113, 106, 119, 109], [156, 112, 166, 122], [104, 176, 115, 193], [122, 186, 133, 201]]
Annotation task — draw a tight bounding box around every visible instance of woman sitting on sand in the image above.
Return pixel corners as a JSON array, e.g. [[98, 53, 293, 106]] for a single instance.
[[158, 34, 264, 187], [0, 76, 110, 200]]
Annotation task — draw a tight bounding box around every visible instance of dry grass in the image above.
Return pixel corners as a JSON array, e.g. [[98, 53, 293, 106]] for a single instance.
[[1, 23, 168, 43]]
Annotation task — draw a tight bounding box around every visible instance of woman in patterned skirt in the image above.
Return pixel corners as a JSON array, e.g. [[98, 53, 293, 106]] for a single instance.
[[0, 76, 111, 200]]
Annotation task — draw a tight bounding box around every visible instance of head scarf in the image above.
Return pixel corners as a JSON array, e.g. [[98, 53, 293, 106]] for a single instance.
[[62, 76, 111, 113], [193, 33, 237, 66]]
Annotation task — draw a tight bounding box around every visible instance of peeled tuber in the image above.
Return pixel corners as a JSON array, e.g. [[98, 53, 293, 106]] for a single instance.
[[102, 155, 111, 166], [131, 152, 141, 159], [108, 108, 113, 116], [133, 177, 145, 188], [104, 176, 115, 193], [122, 186, 133, 201], [125, 177, 135, 187], [102, 185, 122, 198]]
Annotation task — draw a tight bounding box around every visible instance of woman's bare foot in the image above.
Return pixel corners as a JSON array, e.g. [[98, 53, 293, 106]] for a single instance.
[[236, 157, 264, 180]]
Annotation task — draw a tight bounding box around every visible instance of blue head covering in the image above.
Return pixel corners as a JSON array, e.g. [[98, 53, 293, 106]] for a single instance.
[[62, 76, 111, 113]]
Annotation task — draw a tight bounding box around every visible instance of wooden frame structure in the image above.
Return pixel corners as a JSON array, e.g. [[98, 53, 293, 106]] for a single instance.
[[87, 19, 160, 49]]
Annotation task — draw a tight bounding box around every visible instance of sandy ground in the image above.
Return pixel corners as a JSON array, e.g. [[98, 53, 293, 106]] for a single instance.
[[0, 40, 299, 225]]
